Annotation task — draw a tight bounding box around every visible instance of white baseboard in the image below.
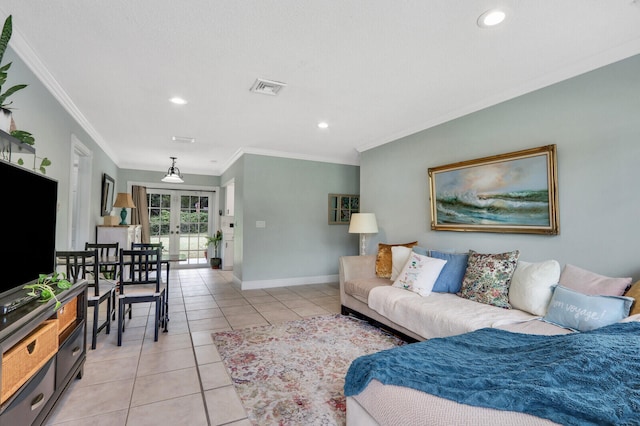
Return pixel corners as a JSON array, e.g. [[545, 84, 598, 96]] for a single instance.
[[240, 274, 339, 290]]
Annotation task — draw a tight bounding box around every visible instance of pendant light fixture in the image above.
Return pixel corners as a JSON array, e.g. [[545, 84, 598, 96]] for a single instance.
[[161, 156, 184, 183]]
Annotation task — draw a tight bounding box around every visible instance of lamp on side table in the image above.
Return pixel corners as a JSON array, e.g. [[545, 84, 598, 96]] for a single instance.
[[113, 193, 136, 225]]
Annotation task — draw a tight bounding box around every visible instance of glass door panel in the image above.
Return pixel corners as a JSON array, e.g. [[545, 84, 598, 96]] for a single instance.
[[147, 189, 214, 268]]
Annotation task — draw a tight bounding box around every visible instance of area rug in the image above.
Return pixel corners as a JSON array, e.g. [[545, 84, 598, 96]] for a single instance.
[[212, 314, 405, 425]]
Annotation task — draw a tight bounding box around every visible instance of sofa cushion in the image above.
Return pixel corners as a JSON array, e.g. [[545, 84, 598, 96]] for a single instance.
[[375, 241, 418, 278], [429, 251, 469, 293], [509, 259, 561, 316], [390, 246, 413, 281], [392, 252, 447, 297], [368, 287, 536, 339], [344, 277, 392, 303], [458, 250, 520, 309], [558, 264, 631, 296], [543, 285, 633, 332]]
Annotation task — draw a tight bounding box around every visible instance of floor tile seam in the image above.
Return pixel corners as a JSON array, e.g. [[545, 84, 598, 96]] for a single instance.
[[129, 388, 204, 410], [186, 279, 215, 426], [125, 308, 150, 426]]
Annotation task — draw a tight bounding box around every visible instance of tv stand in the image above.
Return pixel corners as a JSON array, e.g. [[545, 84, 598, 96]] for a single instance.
[[0, 295, 38, 316], [0, 281, 87, 425]]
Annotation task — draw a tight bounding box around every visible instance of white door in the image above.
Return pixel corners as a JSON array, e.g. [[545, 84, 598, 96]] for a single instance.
[[146, 189, 215, 268]]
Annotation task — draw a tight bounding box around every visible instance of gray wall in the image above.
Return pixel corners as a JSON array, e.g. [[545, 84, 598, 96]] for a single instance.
[[360, 53, 640, 279], [223, 154, 360, 285], [5, 48, 118, 249]]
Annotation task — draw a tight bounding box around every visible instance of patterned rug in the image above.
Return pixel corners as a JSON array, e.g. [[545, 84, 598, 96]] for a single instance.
[[212, 314, 405, 425]]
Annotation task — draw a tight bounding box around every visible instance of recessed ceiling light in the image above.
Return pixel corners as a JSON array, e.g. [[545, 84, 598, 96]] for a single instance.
[[172, 136, 195, 144], [169, 97, 188, 105], [318, 122, 329, 129], [477, 9, 506, 28]]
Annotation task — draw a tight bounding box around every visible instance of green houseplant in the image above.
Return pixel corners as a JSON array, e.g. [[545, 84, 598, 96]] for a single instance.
[[205, 230, 223, 269], [0, 15, 49, 173], [24, 272, 72, 311]]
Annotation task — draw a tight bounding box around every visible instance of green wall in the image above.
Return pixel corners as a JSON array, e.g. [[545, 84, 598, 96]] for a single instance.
[[360, 53, 640, 279], [223, 154, 360, 287]]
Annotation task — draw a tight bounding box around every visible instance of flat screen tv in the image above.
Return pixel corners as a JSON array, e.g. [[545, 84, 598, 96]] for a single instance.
[[0, 159, 58, 296]]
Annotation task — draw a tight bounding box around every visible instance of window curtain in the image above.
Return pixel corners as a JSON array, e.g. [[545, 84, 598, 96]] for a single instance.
[[131, 185, 150, 244]]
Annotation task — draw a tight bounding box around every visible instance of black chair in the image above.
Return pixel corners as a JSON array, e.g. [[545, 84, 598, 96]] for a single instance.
[[117, 248, 167, 346], [56, 250, 116, 349], [85, 242, 119, 320]]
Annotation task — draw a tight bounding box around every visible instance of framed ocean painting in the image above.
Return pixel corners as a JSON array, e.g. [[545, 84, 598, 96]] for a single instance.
[[428, 145, 559, 234]]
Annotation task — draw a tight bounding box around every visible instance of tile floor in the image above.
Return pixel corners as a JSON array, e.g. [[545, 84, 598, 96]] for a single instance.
[[46, 268, 341, 426]]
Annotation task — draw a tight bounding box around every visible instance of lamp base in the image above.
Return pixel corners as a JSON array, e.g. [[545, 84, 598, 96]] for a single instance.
[[359, 234, 367, 256], [119, 208, 128, 225]]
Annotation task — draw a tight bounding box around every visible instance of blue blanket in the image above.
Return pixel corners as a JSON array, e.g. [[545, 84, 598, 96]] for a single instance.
[[345, 322, 640, 425]]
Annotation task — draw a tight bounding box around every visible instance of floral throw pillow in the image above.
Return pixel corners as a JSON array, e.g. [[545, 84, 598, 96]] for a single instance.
[[458, 250, 520, 309]]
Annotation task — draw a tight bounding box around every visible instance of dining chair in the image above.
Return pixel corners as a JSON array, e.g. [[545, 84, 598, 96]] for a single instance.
[[85, 242, 119, 320], [56, 250, 116, 349], [117, 248, 167, 346]]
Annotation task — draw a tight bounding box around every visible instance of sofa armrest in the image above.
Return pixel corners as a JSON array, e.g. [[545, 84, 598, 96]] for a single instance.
[[339, 255, 377, 284]]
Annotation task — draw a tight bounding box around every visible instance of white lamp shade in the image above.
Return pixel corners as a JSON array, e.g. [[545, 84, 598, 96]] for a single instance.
[[349, 213, 378, 234]]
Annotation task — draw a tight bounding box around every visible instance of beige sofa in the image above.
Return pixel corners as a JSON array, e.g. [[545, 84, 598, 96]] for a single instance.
[[339, 254, 560, 341]]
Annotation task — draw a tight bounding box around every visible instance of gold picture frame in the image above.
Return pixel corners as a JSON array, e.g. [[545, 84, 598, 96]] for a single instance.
[[428, 145, 559, 235]]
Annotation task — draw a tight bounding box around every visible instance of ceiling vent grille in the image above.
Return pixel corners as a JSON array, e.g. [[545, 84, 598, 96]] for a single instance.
[[172, 136, 195, 144], [250, 78, 287, 96]]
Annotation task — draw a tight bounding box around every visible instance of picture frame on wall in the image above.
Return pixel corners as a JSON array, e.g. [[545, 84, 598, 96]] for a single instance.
[[101, 173, 115, 216], [428, 144, 559, 235]]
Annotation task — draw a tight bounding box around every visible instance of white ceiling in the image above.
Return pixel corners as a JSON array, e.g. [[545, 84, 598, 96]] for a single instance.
[[2, 1, 640, 176]]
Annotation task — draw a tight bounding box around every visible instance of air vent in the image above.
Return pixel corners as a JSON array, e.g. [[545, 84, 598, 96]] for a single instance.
[[172, 136, 195, 144], [250, 78, 287, 96]]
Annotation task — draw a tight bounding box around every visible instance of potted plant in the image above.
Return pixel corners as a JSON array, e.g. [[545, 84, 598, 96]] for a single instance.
[[205, 230, 223, 269], [23, 272, 72, 311], [0, 15, 49, 173]]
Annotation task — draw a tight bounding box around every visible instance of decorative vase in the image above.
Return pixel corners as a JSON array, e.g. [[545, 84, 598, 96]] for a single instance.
[[0, 109, 11, 133]]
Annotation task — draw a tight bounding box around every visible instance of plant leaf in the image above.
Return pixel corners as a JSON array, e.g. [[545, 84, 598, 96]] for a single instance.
[[0, 15, 12, 66], [10, 130, 35, 145], [0, 84, 27, 106], [17, 158, 23, 165]]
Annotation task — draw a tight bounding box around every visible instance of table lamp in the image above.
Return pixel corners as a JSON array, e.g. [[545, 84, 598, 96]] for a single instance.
[[349, 213, 378, 256], [113, 193, 136, 225]]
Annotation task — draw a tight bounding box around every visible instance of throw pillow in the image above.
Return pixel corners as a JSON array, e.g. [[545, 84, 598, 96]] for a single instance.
[[412, 246, 429, 256], [624, 280, 640, 316], [558, 264, 631, 296], [390, 246, 413, 281], [543, 285, 633, 332], [508, 259, 561, 316], [458, 249, 520, 309], [428, 250, 469, 293], [392, 252, 447, 297], [375, 241, 418, 279]]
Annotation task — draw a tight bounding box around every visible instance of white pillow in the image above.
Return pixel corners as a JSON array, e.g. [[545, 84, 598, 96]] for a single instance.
[[390, 246, 413, 280], [509, 260, 561, 316], [392, 252, 447, 297]]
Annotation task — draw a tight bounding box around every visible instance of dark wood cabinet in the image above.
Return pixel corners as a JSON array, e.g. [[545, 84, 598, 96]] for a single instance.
[[0, 281, 87, 425]]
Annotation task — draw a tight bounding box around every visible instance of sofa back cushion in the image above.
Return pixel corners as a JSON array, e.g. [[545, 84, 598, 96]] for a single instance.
[[429, 250, 469, 293], [458, 250, 520, 309], [509, 259, 561, 316], [558, 264, 631, 296]]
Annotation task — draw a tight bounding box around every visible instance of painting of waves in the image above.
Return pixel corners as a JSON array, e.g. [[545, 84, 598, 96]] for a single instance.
[[436, 189, 549, 225], [430, 146, 558, 234]]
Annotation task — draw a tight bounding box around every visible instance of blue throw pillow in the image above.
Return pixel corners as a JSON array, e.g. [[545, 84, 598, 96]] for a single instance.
[[542, 285, 633, 332], [412, 246, 429, 256], [428, 250, 469, 293]]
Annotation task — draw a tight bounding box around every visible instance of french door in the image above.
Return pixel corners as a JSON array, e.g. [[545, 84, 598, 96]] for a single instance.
[[146, 189, 215, 268]]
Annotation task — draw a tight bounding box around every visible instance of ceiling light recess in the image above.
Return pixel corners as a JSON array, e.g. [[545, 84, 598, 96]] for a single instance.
[[318, 122, 329, 129], [169, 97, 188, 105], [161, 156, 184, 183], [477, 9, 506, 28], [172, 136, 196, 144], [250, 78, 287, 96]]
